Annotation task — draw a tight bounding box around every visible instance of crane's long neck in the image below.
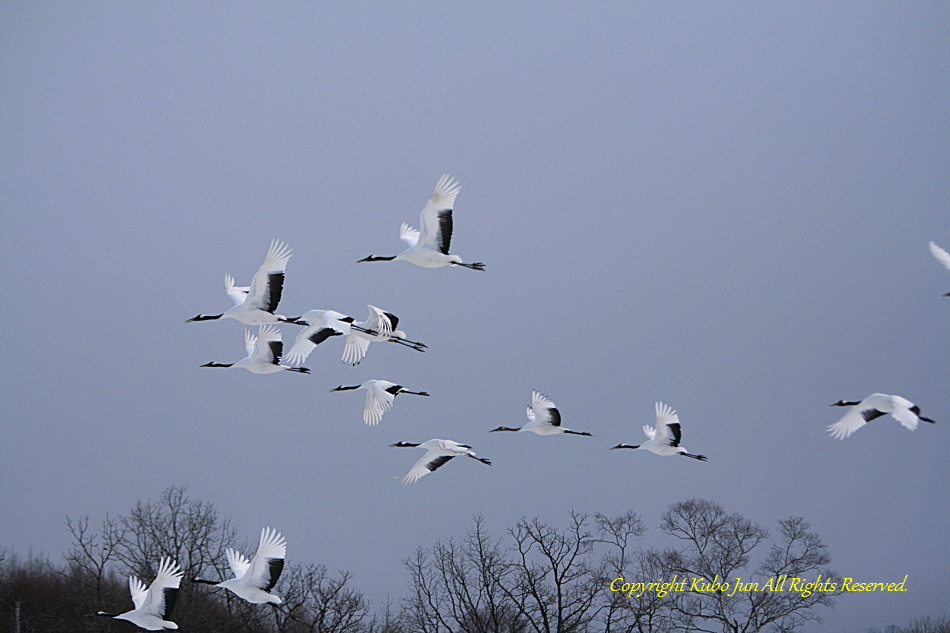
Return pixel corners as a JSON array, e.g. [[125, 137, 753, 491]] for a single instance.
[[200, 362, 233, 368], [191, 577, 220, 586], [610, 444, 640, 450], [357, 255, 397, 263], [186, 313, 223, 322], [490, 426, 521, 432], [332, 384, 361, 391], [563, 429, 592, 436], [400, 390, 429, 397]]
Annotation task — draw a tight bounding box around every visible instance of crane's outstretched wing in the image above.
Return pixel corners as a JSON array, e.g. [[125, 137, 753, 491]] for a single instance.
[[142, 557, 183, 620], [246, 527, 287, 592], [226, 547, 251, 580], [653, 402, 679, 444], [342, 334, 371, 365], [363, 382, 397, 426], [129, 575, 148, 611], [400, 223, 420, 248], [252, 324, 283, 365], [286, 323, 343, 365], [399, 451, 454, 485], [529, 390, 561, 428], [245, 239, 293, 313], [418, 174, 462, 255], [225, 273, 250, 307], [930, 241, 950, 270], [827, 404, 886, 440]]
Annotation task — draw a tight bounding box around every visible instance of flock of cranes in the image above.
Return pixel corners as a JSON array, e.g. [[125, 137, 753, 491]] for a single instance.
[[92, 175, 945, 629]]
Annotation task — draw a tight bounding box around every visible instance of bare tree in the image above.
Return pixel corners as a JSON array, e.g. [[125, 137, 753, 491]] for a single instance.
[[650, 498, 841, 633], [402, 515, 525, 633], [499, 510, 604, 633], [277, 563, 374, 633], [109, 485, 237, 580], [61, 485, 388, 633], [899, 615, 950, 633], [63, 514, 128, 609], [591, 511, 670, 633]]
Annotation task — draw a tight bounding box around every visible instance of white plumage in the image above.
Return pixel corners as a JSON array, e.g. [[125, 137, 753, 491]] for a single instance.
[[96, 557, 183, 630], [331, 380, 429, 425], [357, 174, 484, 270], [390, 439, 492, 484], [930, 241, 950, 270], [611, 402, 707, 461], [187, 239, 297, 324], [193, 527, 287, 604], [283, 309, 362, 366], [929, 241, 950, 296], [490, 390, 592, 436], [828, 393, 936, 440], [341, 305, 425, 365], [199, 325, 310, 374], [224, 273, 250, 306]]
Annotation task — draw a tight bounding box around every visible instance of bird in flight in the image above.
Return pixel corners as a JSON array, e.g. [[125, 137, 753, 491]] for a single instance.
[[828, 393, 936, 440], [611, 402, 707, 461], [490, 390, 592, 436], [358, 174, 484, 270]]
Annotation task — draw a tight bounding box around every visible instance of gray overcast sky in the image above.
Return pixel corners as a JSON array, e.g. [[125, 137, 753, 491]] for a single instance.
[[1, 2, 947, 631]]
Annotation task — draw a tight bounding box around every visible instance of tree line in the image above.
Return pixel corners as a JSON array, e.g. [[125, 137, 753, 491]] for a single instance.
[[0, 486, 943, 633]]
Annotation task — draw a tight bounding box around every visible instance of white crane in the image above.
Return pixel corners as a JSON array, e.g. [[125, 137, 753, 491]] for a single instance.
[[611, 402, 707, 461], [187, 240, 300, 324], [200, 325, 309, 374], [95, 557, 183, 630], [342, 305, 426, 365], [331, 380, 429, 425], [490, 390, 592, 436], [283, 309, 378, 366], [192, 527, 287, 604], [929, 241, 950, 296], [357, 174, 484, 270], [828, 393, 936, 440], [390, 439, 492, 484]]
